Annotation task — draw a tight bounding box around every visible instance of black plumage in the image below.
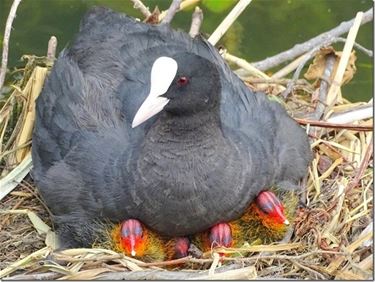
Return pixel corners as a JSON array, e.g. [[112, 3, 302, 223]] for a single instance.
[[32, 6, 312, 248]]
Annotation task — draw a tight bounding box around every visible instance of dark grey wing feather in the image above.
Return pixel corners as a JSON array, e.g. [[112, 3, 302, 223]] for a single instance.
[[193, 37, 312, 191]]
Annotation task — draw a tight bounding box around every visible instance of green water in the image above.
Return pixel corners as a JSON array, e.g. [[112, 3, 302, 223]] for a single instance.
[[0, 0, 373, 102]]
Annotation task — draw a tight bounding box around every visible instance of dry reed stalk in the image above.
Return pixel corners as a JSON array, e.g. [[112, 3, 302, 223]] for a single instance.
[[208, 0, 253, 45], [14, 67, 48, 162], [324, 12, 364, 114]]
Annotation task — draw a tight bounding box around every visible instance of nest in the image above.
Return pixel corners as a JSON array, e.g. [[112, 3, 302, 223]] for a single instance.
[[0, 0, 373, 280]]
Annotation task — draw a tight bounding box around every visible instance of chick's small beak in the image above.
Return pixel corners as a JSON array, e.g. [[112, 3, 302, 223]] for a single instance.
[[129, 234, 137, 256], [256, 191, 289, 225]]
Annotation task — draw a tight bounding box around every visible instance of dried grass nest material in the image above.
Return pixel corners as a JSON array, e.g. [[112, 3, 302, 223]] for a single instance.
[[0, 2, 373, 280]]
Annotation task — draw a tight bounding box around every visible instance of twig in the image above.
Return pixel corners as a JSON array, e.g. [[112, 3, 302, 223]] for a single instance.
[[271, 54, 308, 79], [268, 36, 372, 80], [327, 104, 373, 124], [223, 51, 269, 79], [324, 11, 364, 111], [158, 0, 199, 22], [3, 272, 60, 281], [208, 0, 253, 45], [346, 135, 373, 192], [335, 37, 373, 57], [46, 36, 57, 61], [97, 264, 240, 280], [0, 0, 22, 91], [252, 8, 373, 71], [0, 140, 31, 160], [221, 250, 347, 263], [292, 260, 327, 279], [130, 0, 151, 19], [0, 152, 32, 201], [242, 77, 309, 86], [130, 256, 191, 267], [161, 0, 182, 24], [295, 118, 372, 131], [194, 265, 257, 280], [0, 247, 51, 278], [189, 6, 203, 38], [281, 46, 321, 98], [17, 180, 55, 228], [310, 54, 336, 121]]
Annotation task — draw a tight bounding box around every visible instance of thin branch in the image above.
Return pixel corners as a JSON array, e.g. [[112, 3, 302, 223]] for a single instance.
[[161, 0, 182, 24], [0, 0, 22, 91], [294, 118, 373, 132], [346, 135, 373, 192], [268, 36, 372, 80], [252, 8, 373, 71], [97, 264, 240, 280], [135, 255, 191, 267], [3, 272, 60, 281], [282, 11, 365, 100], [130, 0, 151, 19], [189, 6, 203, 38], [281, 46, 321, 98], [271, 54, 307, 79], [244, 77, 309, 86], [292, 260, 327, 279], [223, 51, 269, 79], [208, 0, 253, 45], [335, 37, 373, 57], [159, 0, 199, 22], [327, 104, 372, 124]]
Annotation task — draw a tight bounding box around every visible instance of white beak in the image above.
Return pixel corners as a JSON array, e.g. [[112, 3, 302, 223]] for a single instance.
[[132, 56, 178, 128]]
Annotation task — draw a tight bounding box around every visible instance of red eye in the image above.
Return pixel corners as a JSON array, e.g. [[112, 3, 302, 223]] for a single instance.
[[177, 76, 189, 86]]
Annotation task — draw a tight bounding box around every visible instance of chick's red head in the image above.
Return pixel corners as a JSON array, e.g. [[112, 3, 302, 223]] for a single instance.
[[255, 191, 289, 229], [209, 222, 233, 259], [120, 219, 146, 257]]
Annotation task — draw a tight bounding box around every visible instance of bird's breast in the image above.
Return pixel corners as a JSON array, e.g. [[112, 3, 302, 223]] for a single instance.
[[131, 128, 252, 236]]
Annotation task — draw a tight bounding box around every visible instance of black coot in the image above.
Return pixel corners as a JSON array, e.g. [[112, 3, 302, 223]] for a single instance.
[[32, 6, 312, 248]]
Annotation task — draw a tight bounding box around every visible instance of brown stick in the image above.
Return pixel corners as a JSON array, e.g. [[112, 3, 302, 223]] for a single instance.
[[346, 135, 373, 192], [251, 8, 373, 71], [189, 6, 203, 38], [0, 0, 22, 91], [294, 118, 373, 132]]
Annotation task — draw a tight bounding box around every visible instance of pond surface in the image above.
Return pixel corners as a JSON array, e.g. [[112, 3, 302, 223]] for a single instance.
[[0, 0, 373, 101]]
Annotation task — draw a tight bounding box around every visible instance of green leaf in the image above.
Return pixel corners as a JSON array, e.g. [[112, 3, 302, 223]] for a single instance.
[[202, 0, 237, 13]]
